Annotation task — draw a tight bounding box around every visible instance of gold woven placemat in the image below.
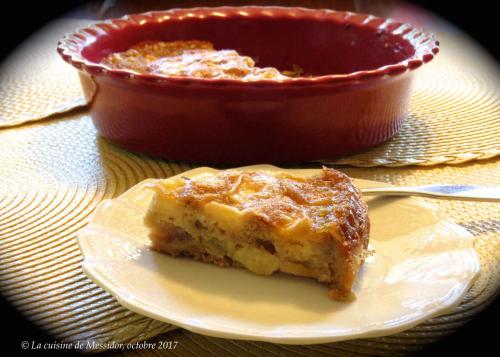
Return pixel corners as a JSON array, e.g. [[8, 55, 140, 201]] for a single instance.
[[0, 19, 88, 128], [0, 112, 499, 355], [1, 19, 499, 166]]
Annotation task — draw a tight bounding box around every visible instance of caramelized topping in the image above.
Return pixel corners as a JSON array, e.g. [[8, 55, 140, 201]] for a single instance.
[[101, 40, 301, 80], [155, 168, 366, 244]]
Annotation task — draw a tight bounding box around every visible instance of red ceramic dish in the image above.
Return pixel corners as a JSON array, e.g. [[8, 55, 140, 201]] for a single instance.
[[58, 6, 439, 164]]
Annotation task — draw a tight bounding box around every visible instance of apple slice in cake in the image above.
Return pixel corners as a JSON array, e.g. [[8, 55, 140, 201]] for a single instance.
[[144, 167, 370, 300]]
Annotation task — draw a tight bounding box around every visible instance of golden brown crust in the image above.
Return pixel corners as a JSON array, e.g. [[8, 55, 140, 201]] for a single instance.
[[101, 40, 301, 80], [145, 168, 370, 300], [154, 168, 369, 254]]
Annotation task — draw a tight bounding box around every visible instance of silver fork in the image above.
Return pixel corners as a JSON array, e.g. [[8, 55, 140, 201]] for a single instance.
[[361, 185, 500, 202]]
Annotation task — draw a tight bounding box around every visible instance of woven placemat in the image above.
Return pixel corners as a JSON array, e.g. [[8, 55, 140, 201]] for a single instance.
[[1, 19, 499, 166], [0, 19, 89, 128], [0, 112, 498, 355]]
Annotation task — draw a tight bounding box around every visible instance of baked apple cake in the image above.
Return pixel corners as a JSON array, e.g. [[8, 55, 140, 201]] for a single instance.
[[144, 167, 370, 300], [101, 40, 302, 80]]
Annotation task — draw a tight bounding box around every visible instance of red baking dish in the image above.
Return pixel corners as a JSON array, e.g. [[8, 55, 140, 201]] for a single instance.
[[58, 6, 438, 164]]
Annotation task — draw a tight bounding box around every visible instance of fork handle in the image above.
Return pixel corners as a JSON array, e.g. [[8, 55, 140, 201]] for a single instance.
[[361, 185, 500, 202]]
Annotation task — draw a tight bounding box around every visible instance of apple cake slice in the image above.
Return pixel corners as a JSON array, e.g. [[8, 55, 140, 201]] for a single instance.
[[144, 167, 370, 300]]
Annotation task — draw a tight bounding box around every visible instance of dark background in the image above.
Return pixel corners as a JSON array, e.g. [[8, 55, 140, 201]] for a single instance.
[[1, 0, 498, 355], [1, 0, 498, 60]]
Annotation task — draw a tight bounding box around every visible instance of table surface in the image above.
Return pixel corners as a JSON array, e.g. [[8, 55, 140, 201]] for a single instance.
[[0, 1, 499, 356]]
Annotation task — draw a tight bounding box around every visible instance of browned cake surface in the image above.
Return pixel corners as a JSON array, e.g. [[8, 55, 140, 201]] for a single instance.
[[145, 168, 370, 300], [101, 40, 301, 79]]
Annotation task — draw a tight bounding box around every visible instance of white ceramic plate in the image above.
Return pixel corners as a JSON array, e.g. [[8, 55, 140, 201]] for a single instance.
[[78, 165, 480, 345]]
